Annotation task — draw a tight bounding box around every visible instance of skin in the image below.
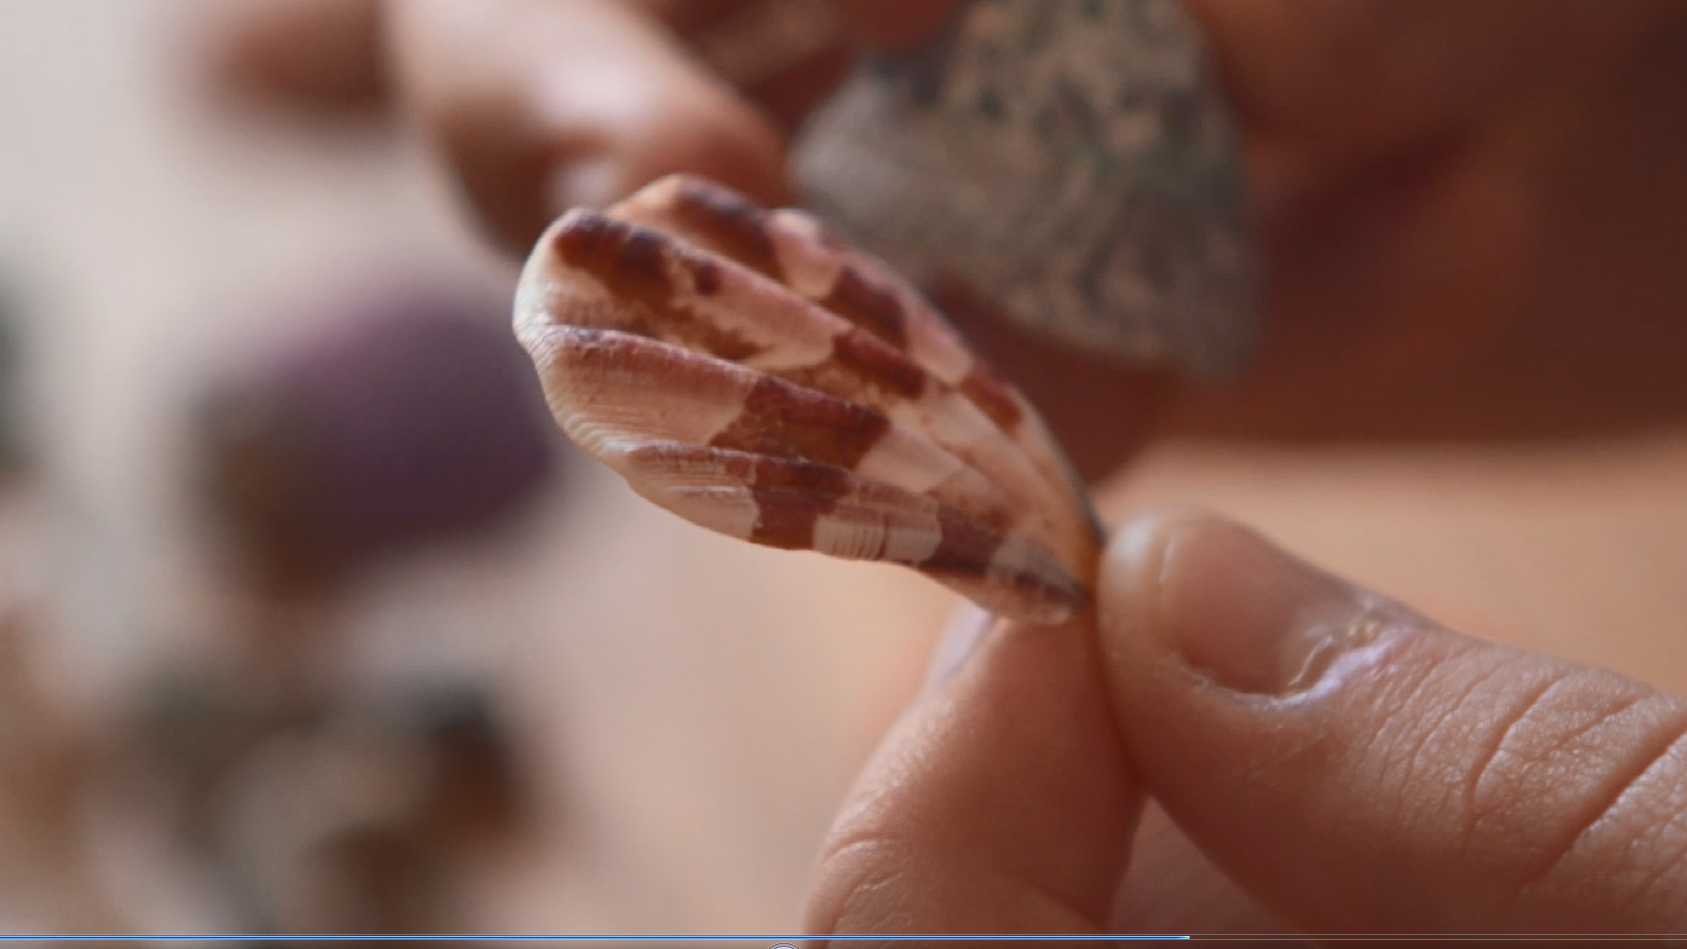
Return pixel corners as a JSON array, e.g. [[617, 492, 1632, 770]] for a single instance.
[[813, 512, 1687, 935], [202, 0, 1687, 935], [206, 0, 1687, 463]]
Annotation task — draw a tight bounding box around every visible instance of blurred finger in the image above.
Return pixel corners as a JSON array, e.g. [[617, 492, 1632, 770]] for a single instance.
[[387, 0, 787, 255], [834, 0, 964, 49], [671, 0, 855, 131], [195, 0, 385, 112]]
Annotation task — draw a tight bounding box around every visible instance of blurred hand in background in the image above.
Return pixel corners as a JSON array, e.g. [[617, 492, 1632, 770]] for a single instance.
[[204, 0, 1687, 460]]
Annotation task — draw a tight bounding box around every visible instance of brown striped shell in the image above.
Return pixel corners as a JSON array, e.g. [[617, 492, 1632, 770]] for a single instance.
[[514, 174, 1102, 624]]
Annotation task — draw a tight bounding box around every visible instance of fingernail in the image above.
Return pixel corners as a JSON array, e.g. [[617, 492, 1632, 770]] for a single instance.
[[922, 604, 994, 691], [1108, 513, 1383, 694], [547, 156, 624, 213]]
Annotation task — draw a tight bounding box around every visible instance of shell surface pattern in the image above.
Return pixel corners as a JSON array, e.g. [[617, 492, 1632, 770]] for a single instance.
[[515, 175, 1101, 624]]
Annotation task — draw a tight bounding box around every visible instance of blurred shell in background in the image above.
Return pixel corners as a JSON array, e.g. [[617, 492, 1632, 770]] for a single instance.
[[122, 667, 529, 933], [196, 277, 563, 594], [795, 0, 1255, 376]]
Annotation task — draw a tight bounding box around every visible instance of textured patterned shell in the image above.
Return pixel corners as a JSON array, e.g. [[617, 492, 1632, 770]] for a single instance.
[[514, 175, 1102, 624]]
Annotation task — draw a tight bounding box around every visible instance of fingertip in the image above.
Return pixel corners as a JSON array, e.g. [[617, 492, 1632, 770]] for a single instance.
[[1099, 510, 1378, 696], [393, 0, 791, 255], [1095, 506, 1218, 667], [196, 0, 386, 113], [619, 93, 791, 207], [534, 52, 789, 230]]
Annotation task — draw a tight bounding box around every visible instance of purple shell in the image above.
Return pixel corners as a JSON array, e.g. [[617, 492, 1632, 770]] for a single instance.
[[200, 280, 561, 590]]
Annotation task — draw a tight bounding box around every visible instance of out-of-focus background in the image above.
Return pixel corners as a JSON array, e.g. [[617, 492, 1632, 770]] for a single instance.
[[3, 0, 1687, 935], [0, 0, 947, 933]]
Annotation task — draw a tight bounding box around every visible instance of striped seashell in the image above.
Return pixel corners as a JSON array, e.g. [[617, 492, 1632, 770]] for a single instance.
[[514, 175, 1102, 625]]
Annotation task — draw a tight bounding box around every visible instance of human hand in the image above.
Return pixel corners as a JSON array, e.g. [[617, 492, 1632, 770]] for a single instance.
[[388, 0, 1687, 452], [204, 0, 1687, 459], [809, 510, 1687, 935], [1159, 0, 1687, 444], [204, 0, 956, 255]]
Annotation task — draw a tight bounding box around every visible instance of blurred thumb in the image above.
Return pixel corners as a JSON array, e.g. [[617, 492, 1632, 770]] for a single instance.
[[1099, 512, 1687, 934]]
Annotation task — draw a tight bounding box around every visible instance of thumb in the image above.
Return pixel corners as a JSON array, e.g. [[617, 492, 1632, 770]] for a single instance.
[[1100, 511, 1687, 934]]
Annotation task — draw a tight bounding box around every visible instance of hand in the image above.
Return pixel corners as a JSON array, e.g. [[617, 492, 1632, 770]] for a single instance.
[[1162, 0, 1687, 444], [809, 511, 1687, 935], [203, 0, 957, 255], [203, 0, 1687, 460]]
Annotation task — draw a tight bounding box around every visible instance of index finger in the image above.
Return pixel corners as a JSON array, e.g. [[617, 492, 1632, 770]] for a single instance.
[[805, 606, 1141, 936]]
